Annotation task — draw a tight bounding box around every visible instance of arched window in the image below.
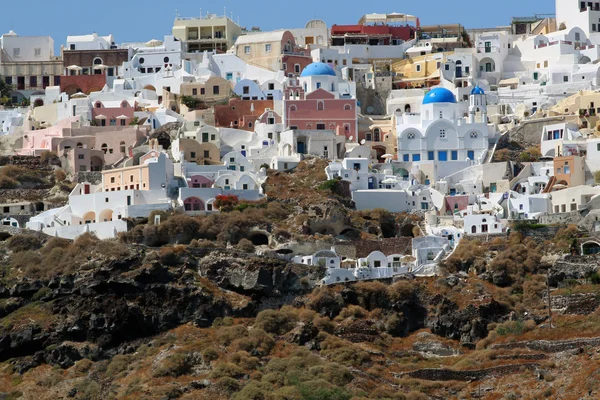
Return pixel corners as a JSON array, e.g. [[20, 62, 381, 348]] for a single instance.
[[317, 101, 324, 111], [93, 58, 103, 65], [405, 104, 411, 113], [575, 32, 581, 41], [95, 101, 102, 108], [470, 132, 478, 138], [121, 101, 128, 108], [471, 226, 477, 234], [290, 105, 297, 112], [76, 142, 83, 149], [120, 141, 126, 153], [344, 104, 351, 110], [101, 143, 108, 154], [344, 124, 350, 133]]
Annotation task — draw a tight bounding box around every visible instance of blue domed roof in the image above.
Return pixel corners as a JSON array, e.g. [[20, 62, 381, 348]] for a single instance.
[[422, 88, 457, 105], [300, 62, 337, 77], [471, 86, 485, 95]]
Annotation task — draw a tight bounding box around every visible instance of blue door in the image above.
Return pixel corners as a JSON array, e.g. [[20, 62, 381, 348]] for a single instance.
[[438, 151, 448, 161], [241, 150, 246, 157], [467, 150, 474, 160], [368, 177, 375, 189], [298, 142, 305, 154]]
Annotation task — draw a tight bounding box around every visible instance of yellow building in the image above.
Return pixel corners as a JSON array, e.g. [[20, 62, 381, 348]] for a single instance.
[[392, 53, 448, 88], [173, 14, 243, 53]]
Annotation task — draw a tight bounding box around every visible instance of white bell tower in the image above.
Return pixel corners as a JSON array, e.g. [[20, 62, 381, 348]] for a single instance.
[[469, 86, 487, 124]]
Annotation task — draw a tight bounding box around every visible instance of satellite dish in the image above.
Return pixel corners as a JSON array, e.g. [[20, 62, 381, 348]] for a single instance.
[[367, 106, 374, 113], [360, 139, 366, 145]]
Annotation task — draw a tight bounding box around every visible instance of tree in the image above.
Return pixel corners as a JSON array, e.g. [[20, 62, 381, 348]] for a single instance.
[[180, 95, 200, 110], [0, 76, 13, 102]]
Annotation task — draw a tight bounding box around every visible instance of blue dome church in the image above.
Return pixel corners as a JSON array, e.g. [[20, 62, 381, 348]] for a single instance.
[[395, 86, 490, 171]]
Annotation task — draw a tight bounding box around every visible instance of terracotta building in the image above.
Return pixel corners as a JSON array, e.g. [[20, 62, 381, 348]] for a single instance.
[[214, 98, 275, 131]]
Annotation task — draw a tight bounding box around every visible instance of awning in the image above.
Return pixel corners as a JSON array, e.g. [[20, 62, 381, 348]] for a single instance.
[[94, 114, 106, 119], [67, 65, 82, 70]]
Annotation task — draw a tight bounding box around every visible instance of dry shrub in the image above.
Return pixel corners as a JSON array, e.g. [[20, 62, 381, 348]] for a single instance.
[[337, 305, 367, 320], [217, 325, 248, 346], [7, 234, 43, 253], [523, 275, 547, 308], [307, 287, 345, 318], [214, 377, 241, 395], [236, 238, 255, 253], [229, 351, 260, 370], [209, 362, 245, 379], [319, 335, 371, 367], [352, 281, 390, 310], [54, 169, 67, 182], [441, 239, 485, 273], [41, 237, 71, 254], [254, 309, 297, 335], [231, 329, 275, 356], [489, 238, 542, 277], [388, 280, 417, 303]]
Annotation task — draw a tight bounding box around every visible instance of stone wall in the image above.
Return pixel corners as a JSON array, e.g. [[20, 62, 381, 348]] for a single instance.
[[335, 237, 413, 259], [75, 172, 103, 185], [508, 116, 570, 148], [549, 293, 600, 315], [491, 336, 600, 353], [0, 156, 53, 171], [399, 363, 539, 381], [539, 212, 582, 226]]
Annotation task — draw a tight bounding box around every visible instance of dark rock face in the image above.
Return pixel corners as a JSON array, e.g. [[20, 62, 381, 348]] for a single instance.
[[427, 299, 510, 344], [0, 249, 318, 372]]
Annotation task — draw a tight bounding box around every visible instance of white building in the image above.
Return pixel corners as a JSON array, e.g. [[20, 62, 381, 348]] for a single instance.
[[396, 87, 490, 165], [556, 0, 600, 36], [120, 36, 183, 78], [66, 33, 116, 50], [26, 151, 175, 239]]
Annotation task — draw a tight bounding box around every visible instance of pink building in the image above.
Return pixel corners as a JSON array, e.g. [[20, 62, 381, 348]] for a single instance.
[[91, 99, 136, 127], [284, 88, 357, 140]]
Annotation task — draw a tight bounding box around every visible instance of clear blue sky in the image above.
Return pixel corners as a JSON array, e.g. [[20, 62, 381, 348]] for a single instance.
[[0, 0, 553, 51]]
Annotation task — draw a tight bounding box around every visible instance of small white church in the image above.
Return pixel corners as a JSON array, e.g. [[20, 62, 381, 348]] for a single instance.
[[396, 87, 490, 165]]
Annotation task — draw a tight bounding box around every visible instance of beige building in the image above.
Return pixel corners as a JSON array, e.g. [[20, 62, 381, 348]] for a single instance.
[[550, 91, 600, 131], [0, 31, 62, 103], [171, 138, 221, 165], [173, 14, 243, 53], [180, 76, 232, 104], [235, 30, 298, 71]]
